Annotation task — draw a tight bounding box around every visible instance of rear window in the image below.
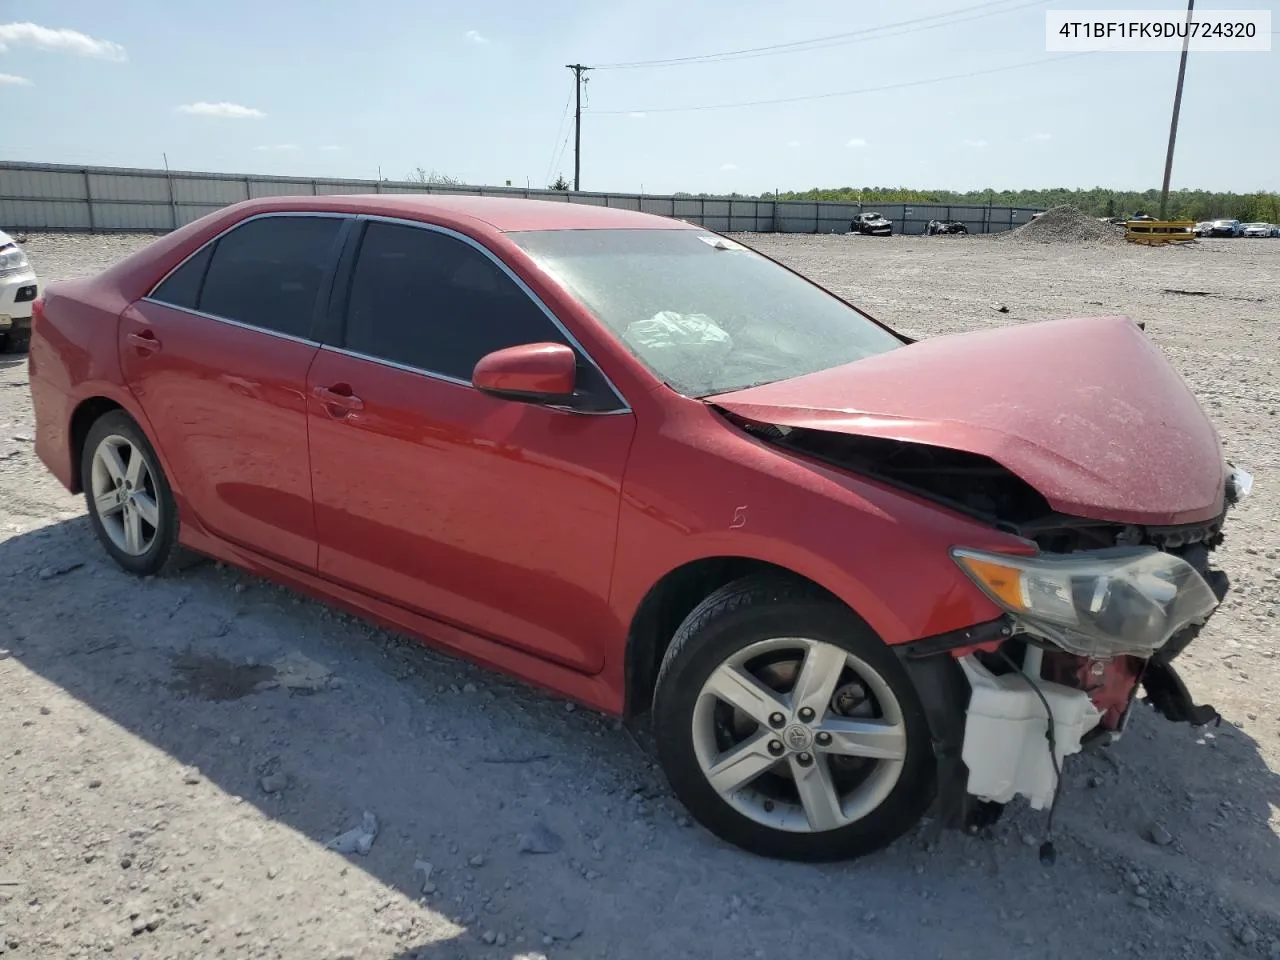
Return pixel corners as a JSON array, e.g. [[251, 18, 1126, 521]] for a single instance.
[[150, 245, 213, 310]]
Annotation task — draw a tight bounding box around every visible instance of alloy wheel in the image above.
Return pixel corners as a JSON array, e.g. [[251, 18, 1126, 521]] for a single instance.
[[90, 434, 161, 556], [691, 636, 907, 834]]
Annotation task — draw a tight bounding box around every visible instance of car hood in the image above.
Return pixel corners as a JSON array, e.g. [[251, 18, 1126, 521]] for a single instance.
[[707, 315, 1225, 526]]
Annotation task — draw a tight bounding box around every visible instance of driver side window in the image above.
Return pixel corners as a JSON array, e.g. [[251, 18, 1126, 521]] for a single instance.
[[342, 221, 612, 400]]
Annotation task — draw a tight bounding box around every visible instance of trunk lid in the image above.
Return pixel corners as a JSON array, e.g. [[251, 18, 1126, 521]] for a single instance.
[[707, 315, 1224, 526]]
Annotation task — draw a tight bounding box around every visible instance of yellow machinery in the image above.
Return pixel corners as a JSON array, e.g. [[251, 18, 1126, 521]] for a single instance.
[[1125, 220, 1196, 245]]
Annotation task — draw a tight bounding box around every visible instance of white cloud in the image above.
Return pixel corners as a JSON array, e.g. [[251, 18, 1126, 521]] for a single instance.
[[0, 22, 126, 61], [0, 73, 33, 85], [178, 101, 265, 119], [254, 144, 298, 152], [846, 137, 867, 148], [963, 138, 989, 148], [720, 162, 738, 171], [1030, 132, 1052, 141], [320, 145, 343, 152], [787, 140, 801, 148], [629, 111, 647, 119], [465, 29, 488, 44]]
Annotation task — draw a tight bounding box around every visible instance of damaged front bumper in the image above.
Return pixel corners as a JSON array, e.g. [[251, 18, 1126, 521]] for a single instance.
[[898, 468, 1250, 830]]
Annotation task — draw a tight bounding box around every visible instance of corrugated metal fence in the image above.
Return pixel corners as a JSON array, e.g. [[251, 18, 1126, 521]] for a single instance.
[[0, 161, 1042, 236]]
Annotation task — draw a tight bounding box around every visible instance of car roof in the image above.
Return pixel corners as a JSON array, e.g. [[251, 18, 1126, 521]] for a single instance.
[[220, 193, 698, 233]]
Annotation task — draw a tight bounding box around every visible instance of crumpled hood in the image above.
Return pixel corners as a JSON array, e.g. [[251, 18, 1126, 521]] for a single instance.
[[708, 315, 1225, 526]]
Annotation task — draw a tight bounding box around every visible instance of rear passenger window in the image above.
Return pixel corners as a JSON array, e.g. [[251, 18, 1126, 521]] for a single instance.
[[198, 216, 344, 339], [344, 222, 575, 382], [150, 244, 212, 310]]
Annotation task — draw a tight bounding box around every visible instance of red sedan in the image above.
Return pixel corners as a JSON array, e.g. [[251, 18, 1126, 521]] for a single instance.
[[28, 195, 1248, 861]]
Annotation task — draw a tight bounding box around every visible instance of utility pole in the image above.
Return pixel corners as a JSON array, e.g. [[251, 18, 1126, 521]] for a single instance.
[[1158, 0, 1195, 220], [566, 63, 592, 191]]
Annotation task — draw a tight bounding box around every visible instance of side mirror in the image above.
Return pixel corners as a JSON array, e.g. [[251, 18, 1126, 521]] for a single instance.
[[472, 342, 577, 403]]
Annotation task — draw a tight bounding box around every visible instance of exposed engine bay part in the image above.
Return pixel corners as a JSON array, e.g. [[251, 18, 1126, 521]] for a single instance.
[[958, 654, 1101, 810], [1040, 651, 1143, 730]]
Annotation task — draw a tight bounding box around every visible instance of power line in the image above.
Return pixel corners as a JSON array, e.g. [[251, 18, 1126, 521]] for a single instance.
[[590, 0, 1046, 69], [542, 76, 575, 187], [549, 123, 573, 186], [588, 51, 1093, 115]]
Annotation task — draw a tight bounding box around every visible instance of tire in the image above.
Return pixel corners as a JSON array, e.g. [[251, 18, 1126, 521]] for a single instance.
[[80, 410, 179, 576], [651, 574, 936, 862]]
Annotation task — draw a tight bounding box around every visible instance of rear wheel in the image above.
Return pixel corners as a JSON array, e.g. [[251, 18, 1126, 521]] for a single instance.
[[81, 411, 179, 576], [652, 575, 936, 862]]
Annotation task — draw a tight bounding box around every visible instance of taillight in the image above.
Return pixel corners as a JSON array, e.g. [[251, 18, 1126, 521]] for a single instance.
[[32, 297, 45, 328]]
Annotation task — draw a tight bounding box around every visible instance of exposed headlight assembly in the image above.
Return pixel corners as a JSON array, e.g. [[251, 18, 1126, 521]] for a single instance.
[[952, 546, 1219, 659]]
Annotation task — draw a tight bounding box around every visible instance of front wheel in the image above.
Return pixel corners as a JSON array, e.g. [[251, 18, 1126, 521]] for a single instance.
[[81, 410, 179, 576], [652, 575, 936, 862]]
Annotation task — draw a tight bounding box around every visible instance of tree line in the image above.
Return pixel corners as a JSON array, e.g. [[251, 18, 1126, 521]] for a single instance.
[[760, 186, 1280, 223]]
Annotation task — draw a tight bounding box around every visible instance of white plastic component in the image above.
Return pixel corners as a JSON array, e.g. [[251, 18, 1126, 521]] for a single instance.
[[958, 655, 1102, 810]]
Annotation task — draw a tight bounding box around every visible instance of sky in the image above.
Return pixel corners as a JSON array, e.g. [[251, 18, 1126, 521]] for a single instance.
[[0, 0, 1276, 195]]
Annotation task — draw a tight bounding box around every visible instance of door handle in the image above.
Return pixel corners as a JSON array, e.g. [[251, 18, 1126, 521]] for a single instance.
[[313, 384, 364, 413], [127, 331, 162, 352]]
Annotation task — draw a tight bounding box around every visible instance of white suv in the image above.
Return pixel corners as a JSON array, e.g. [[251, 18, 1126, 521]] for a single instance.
[[0, 229, 40, 353]]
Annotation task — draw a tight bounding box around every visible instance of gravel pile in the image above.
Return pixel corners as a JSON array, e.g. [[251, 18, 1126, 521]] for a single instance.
[[995, 204, 1126, 246]]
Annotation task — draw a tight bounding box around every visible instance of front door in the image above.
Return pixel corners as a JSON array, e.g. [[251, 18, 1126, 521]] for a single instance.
[[121, 213, 348, 569], [307, 219, 635, 672]]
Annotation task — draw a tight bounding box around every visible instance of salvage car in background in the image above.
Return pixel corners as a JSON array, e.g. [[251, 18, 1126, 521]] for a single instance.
[[924, 219, 968, 235], [0, 229, 40, 353], [850, 212, 893, 236], [1241, 222, 1273, 238], [27, 195, 1249, 862], [1207, 218, 1244, 237]]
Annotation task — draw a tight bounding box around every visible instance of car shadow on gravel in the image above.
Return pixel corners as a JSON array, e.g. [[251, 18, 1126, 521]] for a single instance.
[[2, 517, 1279, 959]]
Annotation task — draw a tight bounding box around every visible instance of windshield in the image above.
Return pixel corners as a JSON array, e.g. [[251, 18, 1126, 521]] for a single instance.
[[510, 228, 903, 397]]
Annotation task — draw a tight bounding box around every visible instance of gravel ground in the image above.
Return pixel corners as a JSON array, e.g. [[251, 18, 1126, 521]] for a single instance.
[[1, 230, 1278, 960]]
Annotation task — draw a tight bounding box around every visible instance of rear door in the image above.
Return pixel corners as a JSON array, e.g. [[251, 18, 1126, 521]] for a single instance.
[[306, 218, 636, 671], [122, 213, 349, 569]]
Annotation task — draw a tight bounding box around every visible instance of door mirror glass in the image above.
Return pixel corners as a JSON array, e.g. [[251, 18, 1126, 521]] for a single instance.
[[472, 342, 577, 402]]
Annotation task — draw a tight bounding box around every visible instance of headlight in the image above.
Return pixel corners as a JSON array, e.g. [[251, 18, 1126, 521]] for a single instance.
[[0, 244, 30, 277], [952, 546, 1219, 659]]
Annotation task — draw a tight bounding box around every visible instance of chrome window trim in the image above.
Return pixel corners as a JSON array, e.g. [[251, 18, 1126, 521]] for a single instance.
[[136, 299, 322, 348], [352, 214, 631, 414], [318, 344, 630, 417], [141, 209, 634, 415]]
